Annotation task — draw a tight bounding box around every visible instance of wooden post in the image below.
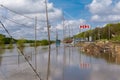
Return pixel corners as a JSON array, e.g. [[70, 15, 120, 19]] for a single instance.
[[45, 0, 51, 80], [34, 16, 37, 72]]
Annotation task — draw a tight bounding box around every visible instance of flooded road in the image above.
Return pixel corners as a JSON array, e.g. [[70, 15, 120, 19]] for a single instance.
[[0, 44, 120, 80]]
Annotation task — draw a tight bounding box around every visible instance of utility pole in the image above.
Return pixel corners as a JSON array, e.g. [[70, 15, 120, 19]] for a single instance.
[[56, 28, 58, 40], [98, 27, 100, 40], [34, 16, 37, 72], [45, 0, 51, 46], [108, 26, 111, 40], [79, 25, 82, 43], [62, 12, 65, 41], [69, 25, 70, 38], [45, 0, 51, 80], [0, 20, 42, 80]]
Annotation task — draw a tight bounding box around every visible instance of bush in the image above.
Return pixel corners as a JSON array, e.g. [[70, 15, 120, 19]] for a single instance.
[[17, 38, 26, 48], [111, 35, 120, 42], [40, 40, 49, 46]]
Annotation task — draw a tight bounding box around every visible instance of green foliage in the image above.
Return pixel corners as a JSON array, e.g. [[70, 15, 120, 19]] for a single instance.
[[74, 32, 84, 38], [0, 34, 5, 49], [29, 40, 54, 47], [17, 38, 26, 48], [40, 39, 49, 46], [3, 37, 11, 44], [111, 35, 120, 42], [6, 43, 14, 49], [25, 40, 35, 43], [75, 22, 120, 42], [30, 42, 41, 47], [0, 34, 55, 48]]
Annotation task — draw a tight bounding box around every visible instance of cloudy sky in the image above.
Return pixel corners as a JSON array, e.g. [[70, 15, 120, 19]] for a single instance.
[[0, 0, 120, 40]]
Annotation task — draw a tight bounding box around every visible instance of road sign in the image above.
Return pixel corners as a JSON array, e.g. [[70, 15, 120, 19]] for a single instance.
[[80, 25, 90, 29], [56, 39, 61, 47]]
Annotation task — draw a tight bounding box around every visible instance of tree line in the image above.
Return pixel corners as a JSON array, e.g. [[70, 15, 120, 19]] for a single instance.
[[74, 23, 120, 42], [0, 34, 55, 49]]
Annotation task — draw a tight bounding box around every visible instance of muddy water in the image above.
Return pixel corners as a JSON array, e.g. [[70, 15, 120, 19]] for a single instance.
[[0, 44, 120, 80]]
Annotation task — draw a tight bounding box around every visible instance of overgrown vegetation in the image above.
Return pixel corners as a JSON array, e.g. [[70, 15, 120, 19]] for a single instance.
[[74, 22, 120, 42], [17, 38, 26, 48], [0, 34, 55, 49], [0, 34, 5, 49]]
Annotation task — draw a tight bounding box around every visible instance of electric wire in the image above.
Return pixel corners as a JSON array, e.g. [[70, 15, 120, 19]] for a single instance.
[[0, 15, 33, 28], [0, 20, 42, 80], [0, 4, 46, 23], [0, 4, 34, 20]]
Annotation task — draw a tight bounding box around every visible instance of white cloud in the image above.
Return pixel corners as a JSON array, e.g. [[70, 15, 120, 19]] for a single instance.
[[56, 19, 86, 30], [0, 0, 54, 14], [88, 0, 120, 23], [91, 14, 120, 22], [113, 2, 120, 13], [91, 15, 100, 21], [0, 0, 62, 40], [88, 0, 112, 14], [54, 19, 86, 39]]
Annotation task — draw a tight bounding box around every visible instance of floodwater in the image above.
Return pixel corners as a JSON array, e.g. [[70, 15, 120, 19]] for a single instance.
[[0, 44, 120, 80]]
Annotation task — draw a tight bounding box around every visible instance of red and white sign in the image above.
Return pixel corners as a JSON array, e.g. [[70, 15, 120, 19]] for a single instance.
[[80, 25, 90, 29]]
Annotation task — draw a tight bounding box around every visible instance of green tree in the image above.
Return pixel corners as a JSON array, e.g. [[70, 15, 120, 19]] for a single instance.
[[0, 34, 5, 48], [40, 39, 49, 46]]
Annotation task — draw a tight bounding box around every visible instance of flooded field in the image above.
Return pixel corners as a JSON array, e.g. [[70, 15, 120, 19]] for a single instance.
[[0, 44, 120, 80]]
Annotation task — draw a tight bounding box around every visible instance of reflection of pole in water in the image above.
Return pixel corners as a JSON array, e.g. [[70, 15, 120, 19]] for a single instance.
[[62, 12, 65, 40], [0, 19, 42, 80], [89, 53, 92, 68], [63, 45, 66, 80], [69, 46, 71, 64], [17, 49, 20, 65], [55, 45, 59, 73], [46, 49, 51, 80], [56, 46, 58, 57], [79, 47, 82, 67]]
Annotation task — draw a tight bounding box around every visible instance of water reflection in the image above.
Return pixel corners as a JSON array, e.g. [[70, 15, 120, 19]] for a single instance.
[[0, 49, 5, 55], [81, 50, 120, 65], [62, 45, 66, 80], [46, 46, 51, 80], [1, 45, 120, 80], [0, 49, 5, 66]]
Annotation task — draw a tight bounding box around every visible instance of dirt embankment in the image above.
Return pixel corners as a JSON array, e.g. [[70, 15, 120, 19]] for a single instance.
[[77, 41, 120, 55]]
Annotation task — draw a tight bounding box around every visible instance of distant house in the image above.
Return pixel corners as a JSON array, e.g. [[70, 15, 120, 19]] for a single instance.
[[74, 38, 87, 42], [72, 37, 93, 44]]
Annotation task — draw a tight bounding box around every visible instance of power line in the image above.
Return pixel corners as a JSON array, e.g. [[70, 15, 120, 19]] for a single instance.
[[0, 15, 33, 28], [0, 21, 12, 38], [0, 4, 46, 23], [0, 4, 34, 20], [0, 20, 42, 80]]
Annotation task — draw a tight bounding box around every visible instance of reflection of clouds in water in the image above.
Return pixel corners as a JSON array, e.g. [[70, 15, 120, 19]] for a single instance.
[[41, 47, 92, 80], [1, 46, 120, 80], [0, 70, 6, 80], [90, 64, 120, 80], [37, 49, 62, 79]]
